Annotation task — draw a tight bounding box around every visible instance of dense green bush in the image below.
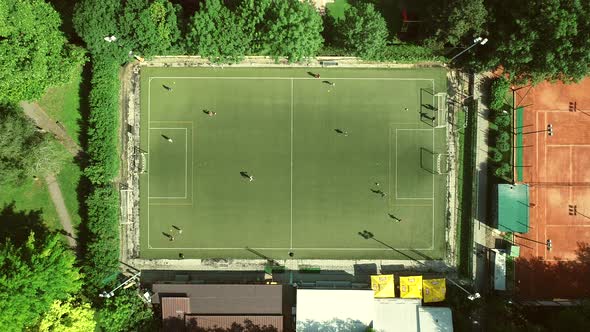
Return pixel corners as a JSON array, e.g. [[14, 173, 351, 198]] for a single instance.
[[494, 113, 511, 128], [82, 185, 120, 294], [495, 163, 511, 178], [85, 58, 120, 185], [489, 149, 503, 163], [379, 44, 446, 63], [497, 140, 511, 153], [497, 131, 510, 144], [490, 76, 510, 111]]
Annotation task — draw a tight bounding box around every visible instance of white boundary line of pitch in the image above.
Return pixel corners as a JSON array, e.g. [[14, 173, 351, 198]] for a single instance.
[[146, 76, 439, 252]]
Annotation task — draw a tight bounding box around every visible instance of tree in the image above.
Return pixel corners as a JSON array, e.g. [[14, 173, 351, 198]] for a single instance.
[[0, 104, 66, 185], [0, 232, 82, 331], [470, 0, 590, 82], [0, 0, 86, 104], [118, 0, 182, 57], [73, 0, 124, 60], [187, 0, 250, 63], [37, 297, 96, 332], [98, 289, 154, 332], [427, 0, 488, 48], [336, 2, 389, 60], [258, 0, 323, 62], [74, 0, 181, 62]]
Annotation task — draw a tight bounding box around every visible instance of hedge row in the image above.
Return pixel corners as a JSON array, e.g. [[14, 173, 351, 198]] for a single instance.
[[81, 56, 121, 294]]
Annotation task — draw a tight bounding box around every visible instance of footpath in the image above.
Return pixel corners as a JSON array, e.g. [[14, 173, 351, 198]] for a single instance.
[[20, 101, 81, 248]]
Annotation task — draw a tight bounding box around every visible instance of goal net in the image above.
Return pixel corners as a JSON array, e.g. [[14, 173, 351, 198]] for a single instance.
[[420, 148, 449, 175], [435, 92, 448, 128]]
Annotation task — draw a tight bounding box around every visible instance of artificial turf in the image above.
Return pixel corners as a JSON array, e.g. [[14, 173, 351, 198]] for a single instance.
[[139, 67, 447, 260]]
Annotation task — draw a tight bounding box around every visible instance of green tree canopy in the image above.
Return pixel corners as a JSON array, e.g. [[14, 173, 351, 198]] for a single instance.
[[98, 289, 154, 332], [468, 0, 590, 82], [118, 0, 182, 57], [0, 104, 66, 185], [74, 0, 181, 62], [335, 2, 389, 60], [0, 0, 85, 104], [0, 233, 82, 331], [37, 297, 96, 332], [187, 0, 250, 63], [257, 0, 323, 62], [427, 0, 487, 48]]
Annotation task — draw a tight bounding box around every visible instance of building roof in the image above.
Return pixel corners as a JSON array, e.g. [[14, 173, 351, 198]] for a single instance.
[[296, 289, 453, 332], [162, 297, 190, 332], [152, 284, 283, 315], [186, 315, 283, 332]]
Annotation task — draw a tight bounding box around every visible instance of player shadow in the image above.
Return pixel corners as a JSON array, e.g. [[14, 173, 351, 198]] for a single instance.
[[322, 80, 333, 85], [239, 171, 250, 179], [162, 232, 172, 239], [419, 112, 436, 127], [161, 134, 171, 140], [307, 71, 318, 78], [202, 110, 209, 115], [387, 213, 402, 222]]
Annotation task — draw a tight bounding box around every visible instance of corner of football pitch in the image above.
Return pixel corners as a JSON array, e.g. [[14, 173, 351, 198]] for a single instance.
[[136, 66, 449, 261]]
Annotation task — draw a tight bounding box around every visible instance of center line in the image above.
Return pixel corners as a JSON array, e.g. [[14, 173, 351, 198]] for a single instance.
[[290, 78, 294, 250]]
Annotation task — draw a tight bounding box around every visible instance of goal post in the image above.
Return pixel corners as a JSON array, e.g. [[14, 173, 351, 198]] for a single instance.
[[435, 92, 448, 128], [420, 148, 449, 175]]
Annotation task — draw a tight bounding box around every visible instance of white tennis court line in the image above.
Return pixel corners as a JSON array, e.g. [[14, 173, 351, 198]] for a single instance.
[[148, 127, 188, 199], [290, 78, 294, 250]]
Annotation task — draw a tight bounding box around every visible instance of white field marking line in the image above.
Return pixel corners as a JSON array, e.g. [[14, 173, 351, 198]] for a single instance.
[[149, 246, 435, 250], [546, 224, 590, 227], [290, 78, 294, 250], [148, 128, 188, 199], [151, 76, 436, 82], [148, 77, 151, 249], [394, 129, 435, 200], [546, 144, 590, 147]]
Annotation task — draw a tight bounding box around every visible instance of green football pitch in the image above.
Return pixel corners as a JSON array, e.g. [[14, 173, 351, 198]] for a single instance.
[[138, 66, 448, 260]]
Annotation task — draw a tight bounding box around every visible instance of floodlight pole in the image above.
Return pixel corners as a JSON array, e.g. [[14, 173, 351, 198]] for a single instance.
[[449, 37, 489, 63], [99, 271, 141, 298]]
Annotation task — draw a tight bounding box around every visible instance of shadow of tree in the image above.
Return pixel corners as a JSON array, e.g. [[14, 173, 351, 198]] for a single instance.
[[0, 202, 49, 246], [297, 318, 367, 332], [515, 242, 590, 299], [164, 317, 281, 332]]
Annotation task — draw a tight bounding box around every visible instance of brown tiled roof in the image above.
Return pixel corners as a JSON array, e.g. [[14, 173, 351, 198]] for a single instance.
[[152, 284, 283, 314], [162, 297, 190, 332], [186, 315, 283, 332]]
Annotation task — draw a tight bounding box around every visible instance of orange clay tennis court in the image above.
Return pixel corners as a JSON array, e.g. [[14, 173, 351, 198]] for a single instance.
[[513, 78, 590, 299]]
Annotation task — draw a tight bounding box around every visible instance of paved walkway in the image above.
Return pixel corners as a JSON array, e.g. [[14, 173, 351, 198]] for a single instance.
[[20, 101, 81, 248], [472, 74, 502, 294]]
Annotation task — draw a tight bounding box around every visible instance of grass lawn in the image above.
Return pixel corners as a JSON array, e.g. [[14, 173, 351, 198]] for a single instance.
[[57, 159, 82, 229], [38, 66, 83, 145], [1, 67, 85, 233], [139, 67, 448, 260], [0, 177, 61, 231]]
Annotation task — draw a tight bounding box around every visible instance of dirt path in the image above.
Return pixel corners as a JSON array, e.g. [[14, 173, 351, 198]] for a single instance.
[[20, 101, 82, 155], [20, 101, 80, 248], [45, 174, 77, 248]]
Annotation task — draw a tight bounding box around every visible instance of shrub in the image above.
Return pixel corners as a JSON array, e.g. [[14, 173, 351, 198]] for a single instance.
[[497, 140, 511, 152], [490, 76, 510, 111], [379, 44, 446, 63], [489, 149, 503, 162], [497, 131, 510, 143], [494, 113, 511, 128], [495, 163, 511, 178]]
